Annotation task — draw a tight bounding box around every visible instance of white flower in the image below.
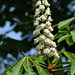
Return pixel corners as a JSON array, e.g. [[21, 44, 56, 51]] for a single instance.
[[50, 41, 57, 47], [35, 9, 40, 16], [36, 1, 41, 6], [39, 23, 46, 29], [36, 44, 44, 50], [35, 51, 42, 56], [44, 29, 50, 35], [39, 35, 46, 40], [41, 15, 46, 21], [53, 52, 59, 58], [43, 48, 51, 54], [33, 0, 59, 58], [34, 21, 39, 26], [50, 47, 57, 52], [42, 0, 50, 6], [45, 7, 51, 15], [39, 5, 45, 10], [48, 25, 54, 32], [46, 21, 51, 26], [33, 29, 40, 35], [34, 37, 39, 44], [47, 33, 54, 40], [45, 38, 51, 44], [36, 17, 41, 21], [48, 16, 53, 22], [47, 7, 50, 11], [36, 23, 45, 30]]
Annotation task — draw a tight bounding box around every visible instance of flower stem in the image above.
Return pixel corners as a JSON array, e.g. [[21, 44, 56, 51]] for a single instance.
[[52, 58, 57, 64], [39, 64, 48, 68], [52, 67, 71, 72], [46, 54, 50, 66]]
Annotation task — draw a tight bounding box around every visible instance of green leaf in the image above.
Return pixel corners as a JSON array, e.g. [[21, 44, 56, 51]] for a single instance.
[[54, 28, 68, 39], [55, 54, 64, 75], [29, 56, 46, 65], [58, 34, 71, 43], [1, 68, 9, 75], [55, 62, 71, 68], [52, 24, 58, 28], [29, 58, 50, 75], [66, 36, 74, 46], [23, 57, 27, 71], [61, 49, 74, 64], [70, 30, 75, 42], [25, 58, 36, 75], [71, 62, 75, 75], [72, 54, 75, 60], [7, 57, 25, 75], [38, 55, 47, 61], [54, 31, 67, 39], [58, 17, 75, 30], [54, 53, 62, 65], [1, 57, 25, 75]]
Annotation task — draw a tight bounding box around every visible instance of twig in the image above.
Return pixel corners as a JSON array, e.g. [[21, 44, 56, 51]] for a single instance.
[[52, 67, 71, 72], [39, 64, 48, 69]]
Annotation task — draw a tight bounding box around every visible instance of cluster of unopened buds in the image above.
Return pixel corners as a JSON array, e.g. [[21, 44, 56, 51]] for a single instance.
[[33, 0, 59, 58]]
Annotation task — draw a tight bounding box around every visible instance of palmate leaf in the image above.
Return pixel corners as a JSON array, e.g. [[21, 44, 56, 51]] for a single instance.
[[29, 56, 46, 65], [58, 17, 75, 30], [25, 58, 36, 75], [61, 49, 75, 64], [71, 62, 75, 75], [1, 56, 49, 75], [23, 57, 27, 72], [29, 58, 50, 75], [38, 55, 47, 61], [1, 57, 25, 75], [7, 58, 25, 75]]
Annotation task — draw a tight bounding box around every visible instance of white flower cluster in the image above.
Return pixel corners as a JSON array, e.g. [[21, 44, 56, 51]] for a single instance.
[[33, 0, 59, 58]]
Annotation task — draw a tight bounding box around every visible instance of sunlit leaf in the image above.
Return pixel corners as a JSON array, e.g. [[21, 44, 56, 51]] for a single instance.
[[25, 58, 36, 75], [29, 58, 50, 75], [71, 62, 75, 75], [72, 54, 75, 60], [1, 57, 25, 75], [61, 49, 74, 64], [23, 57, 27, 71], [58, 17, 75, 30], [29, 56, 46, 65], [58, 34, 71, 43]]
